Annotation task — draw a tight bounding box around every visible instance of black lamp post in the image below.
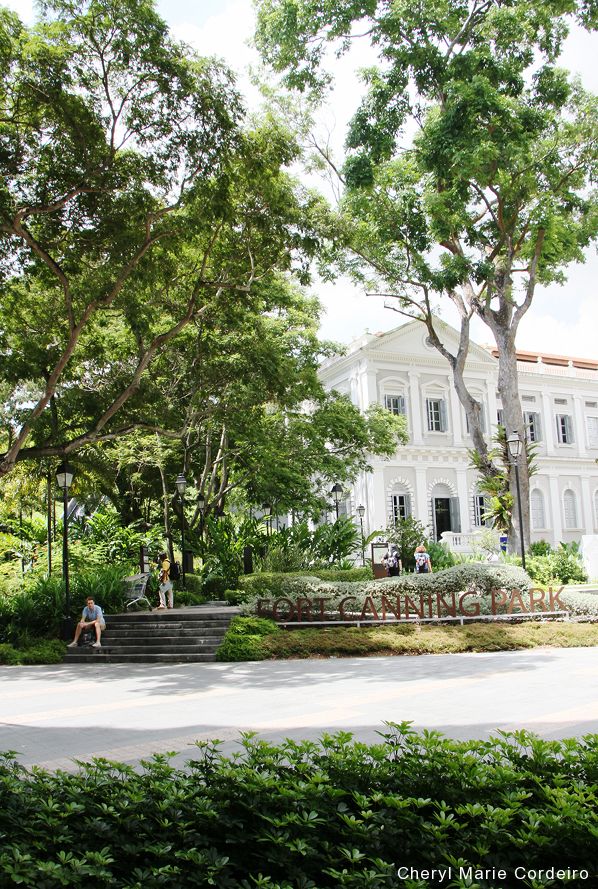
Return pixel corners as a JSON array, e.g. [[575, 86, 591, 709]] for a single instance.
[[175, 473, 187, 589], [262, 503, 272, 536], [330, 483, 343, 520], [506, 431, 526, 571], [357, 504, 366, 566], [196, 492, 205, 535], [56, 461, 74, 638]]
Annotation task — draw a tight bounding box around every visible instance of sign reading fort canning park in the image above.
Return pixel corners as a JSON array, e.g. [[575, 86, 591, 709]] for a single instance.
[[256, 587, 567, 623]]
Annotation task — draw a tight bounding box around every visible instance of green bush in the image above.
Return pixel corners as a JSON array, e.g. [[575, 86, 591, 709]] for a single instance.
[[385, 515, 427, 571], [424, 538, 457, 571], [215, 615, 280, 662], [239, 563, 531, 618], [530, 539, 552, 556], [0, 727, 596, 887], [525, 543, 588, 585], [0, 639, 65, 665]]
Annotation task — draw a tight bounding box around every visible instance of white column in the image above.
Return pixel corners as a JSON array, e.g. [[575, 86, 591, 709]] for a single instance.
[[371, 468, 387, 531], [359, 360, 377, 410], [456, 469, 470, 532], [548, 475, 562, 546], [408, 372, 423, 444], [580, 476, 593, 535], [415, 466, 429, 532], [542, 392, 556, 455], [573, 395, 586, 458], [449, 385, 464, 446]]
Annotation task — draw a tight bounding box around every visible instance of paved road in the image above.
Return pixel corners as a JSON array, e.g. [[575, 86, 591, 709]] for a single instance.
[[1, 647, 597, 772]]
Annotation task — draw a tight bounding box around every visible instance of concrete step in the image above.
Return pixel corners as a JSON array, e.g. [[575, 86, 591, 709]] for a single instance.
[[103, 628, 228, 640], [95, 639, 223, 651], [90, 643, 221, 655], [106, 621, 231, 632], [64, 652, 219, 663], [106, 610, 235, 623]]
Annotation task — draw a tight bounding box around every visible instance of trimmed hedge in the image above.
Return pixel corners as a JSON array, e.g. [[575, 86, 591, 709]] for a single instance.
[[0, 727, 596, 887], [239, 563, 532, 617], [214, 616, 279, 661]]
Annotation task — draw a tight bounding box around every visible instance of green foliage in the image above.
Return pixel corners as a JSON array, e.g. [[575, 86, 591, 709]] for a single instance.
[[0, 639, 65, 665], [1, 728, 597, 885], [525, 542, 588, 586], [384, 516, 428, 571], [424, 539, 457, 571], [560, 588, 598, 617], [71, 510, 164, 563], [0, 566, 131, 644], [215, 615, 280, 661]]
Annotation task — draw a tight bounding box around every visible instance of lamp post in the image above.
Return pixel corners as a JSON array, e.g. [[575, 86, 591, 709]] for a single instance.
[[56, 462, 74, 638], [262, 503, 272, 536], [175, 473, 187, 589], [357, 504, 366, 566], [506, 431, 526, 571], [330, 483, 343, 520]]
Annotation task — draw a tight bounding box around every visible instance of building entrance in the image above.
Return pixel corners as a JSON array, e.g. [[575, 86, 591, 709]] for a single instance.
[[432, 496, 461, 541]]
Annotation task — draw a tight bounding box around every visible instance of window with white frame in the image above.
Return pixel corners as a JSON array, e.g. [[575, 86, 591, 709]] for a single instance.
[[389, 492, 412, 524], [524, 411, 542, 443], [563, 489, 578, 529], [426, 397, 448, 432], [384, 394, 406, 416], [473, 494, 489, 526], [530, 489, 546, 530], [556, 414, 574, 444], [587, 416, 598, 448]]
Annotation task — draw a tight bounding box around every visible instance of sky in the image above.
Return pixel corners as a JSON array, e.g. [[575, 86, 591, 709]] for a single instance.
[[5, 0, 598, 359]]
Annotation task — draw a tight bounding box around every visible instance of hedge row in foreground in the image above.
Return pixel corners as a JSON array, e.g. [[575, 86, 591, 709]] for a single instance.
[[215, 615, 598, 661], [0, 726, 596, 887]]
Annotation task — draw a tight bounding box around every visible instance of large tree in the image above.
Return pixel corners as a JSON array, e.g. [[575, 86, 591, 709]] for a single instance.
[[255, 0, 598, 554], [0, 0, 322, 476]]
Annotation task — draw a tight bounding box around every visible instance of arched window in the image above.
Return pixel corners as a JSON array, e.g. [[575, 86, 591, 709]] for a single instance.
[[563, 489, 578, 530], [530, 489, 546, 530]]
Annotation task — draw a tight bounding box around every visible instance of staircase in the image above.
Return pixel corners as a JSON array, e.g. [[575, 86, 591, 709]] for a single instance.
[[64, 606, 239, 664]]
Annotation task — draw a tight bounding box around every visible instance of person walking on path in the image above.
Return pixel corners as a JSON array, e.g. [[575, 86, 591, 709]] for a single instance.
[[414, 544, 432, 574], [157, 552, 174, 610], [382, 545, 402, 576], [67, 597, 106, 648]]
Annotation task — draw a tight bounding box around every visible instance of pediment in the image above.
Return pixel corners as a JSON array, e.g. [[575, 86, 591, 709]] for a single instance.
[[364, 318, 497, 367]]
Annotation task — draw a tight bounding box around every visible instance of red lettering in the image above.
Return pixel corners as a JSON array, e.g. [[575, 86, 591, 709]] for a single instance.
[[381, 595, 400, 620], [257, 599, 270, 618], [459, 593, 480, 616], [359, 596, 380, 621], [507, 591, 528, 614], [314, 598, 329, 620], [272, 598, 296, 621], [529, 588, 547, 612], [549, 586, 567, 611], [436, 592, 457, 617], [339, 597, 357, 620], [404, 595, 424, 619], [491, 588, 508, 614], [296, 598, 312, 622]]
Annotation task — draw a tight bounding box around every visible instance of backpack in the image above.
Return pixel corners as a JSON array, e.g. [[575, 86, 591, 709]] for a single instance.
[[387, 553, 399, 569], [169, 561, 181, 581]]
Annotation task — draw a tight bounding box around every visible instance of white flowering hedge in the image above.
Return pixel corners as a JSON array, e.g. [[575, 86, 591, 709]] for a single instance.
[[239, 563, 534, 620], [559, 588, 598, 617]]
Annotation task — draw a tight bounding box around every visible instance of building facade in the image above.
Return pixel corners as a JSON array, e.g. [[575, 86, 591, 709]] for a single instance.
[[319, 319, 598, 547]]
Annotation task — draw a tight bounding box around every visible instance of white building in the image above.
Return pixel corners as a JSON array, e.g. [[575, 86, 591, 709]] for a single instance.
[[319, 319, 598, 548]]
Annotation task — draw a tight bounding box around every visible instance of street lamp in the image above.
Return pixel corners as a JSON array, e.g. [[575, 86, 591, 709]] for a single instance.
[[357, 504, 366, 566], [506, 431, 526, 571], [262, 503, 272, 536], [175, 473, 187, 589], [56, 461, 74, 638], [330, 483, 343, 520]]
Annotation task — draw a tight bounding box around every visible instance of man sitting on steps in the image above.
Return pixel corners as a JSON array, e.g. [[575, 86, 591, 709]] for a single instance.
[[67, 596, 106, 649]]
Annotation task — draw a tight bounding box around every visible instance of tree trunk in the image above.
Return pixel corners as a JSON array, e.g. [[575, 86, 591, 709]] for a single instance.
[[493, 329, 530, 555]]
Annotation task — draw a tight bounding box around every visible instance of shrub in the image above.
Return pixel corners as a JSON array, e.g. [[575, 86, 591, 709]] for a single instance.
[[525, 543, 588, 585], [215, 615, 279, 662], [560, 588, 598, 617], [424, 539, 457, 571], [239, 563, 531, 618], [385, 515, 427, 570], [0, 639, 65, 665], [0, 728, 596, 887], [0, 643, 20, 665], [530, 539, 552, 556]]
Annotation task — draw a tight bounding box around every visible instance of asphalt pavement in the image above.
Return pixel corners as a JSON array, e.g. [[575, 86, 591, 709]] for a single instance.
[[1, 647, 597, 772]]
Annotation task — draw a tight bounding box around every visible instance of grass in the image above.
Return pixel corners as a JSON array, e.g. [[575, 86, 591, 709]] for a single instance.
[[259, 620, 598, 659]]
